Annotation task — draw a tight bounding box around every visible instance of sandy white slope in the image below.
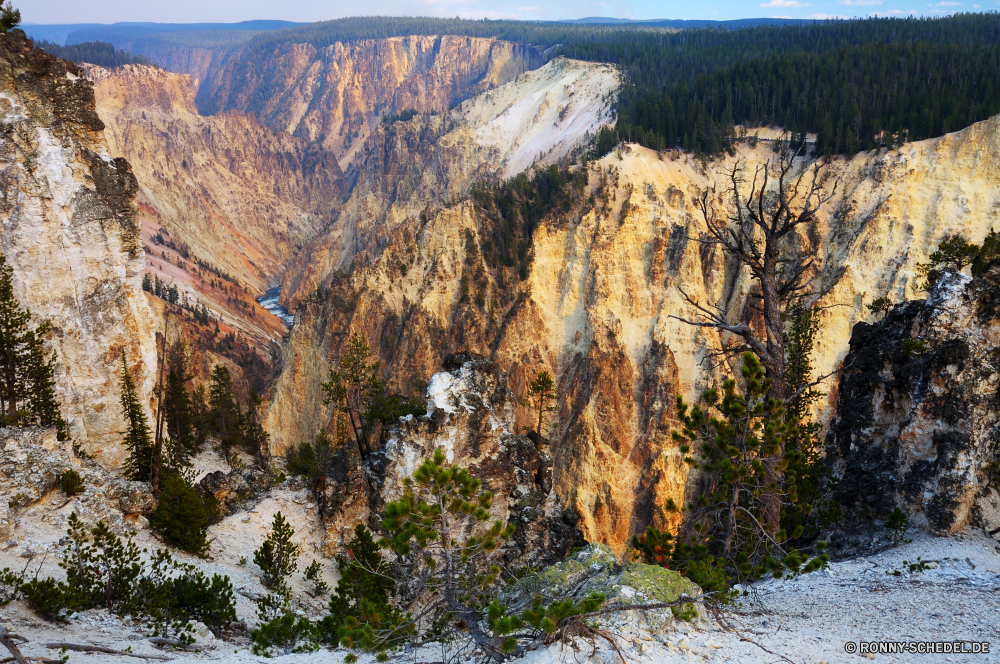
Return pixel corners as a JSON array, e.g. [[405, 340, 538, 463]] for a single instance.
[[457, 57, 619, 179]]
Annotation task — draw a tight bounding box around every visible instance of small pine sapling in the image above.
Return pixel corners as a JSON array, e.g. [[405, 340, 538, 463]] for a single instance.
[[303, 561, 329, 597], [254, 512, 298, 594]]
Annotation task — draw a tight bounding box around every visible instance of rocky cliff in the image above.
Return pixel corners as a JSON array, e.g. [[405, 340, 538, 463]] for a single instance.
[[829, 267, 1000, 541], [314, 355, 585, 568], [279, 57, 619, 310], [267, 66, 1000, 552], [0, 32, 156, 464], [85, 63, 344, 296], [199, 35, 546, 168]]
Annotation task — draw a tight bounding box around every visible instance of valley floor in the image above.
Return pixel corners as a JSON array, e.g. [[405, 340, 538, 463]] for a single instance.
[[1, 521, 997, 663]]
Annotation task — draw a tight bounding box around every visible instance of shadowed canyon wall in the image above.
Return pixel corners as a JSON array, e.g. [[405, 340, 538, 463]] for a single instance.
[[199, 35, 546, 168]]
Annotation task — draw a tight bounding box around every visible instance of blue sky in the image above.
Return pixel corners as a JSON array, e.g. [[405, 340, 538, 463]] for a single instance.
[[21, 0, 989, 25]]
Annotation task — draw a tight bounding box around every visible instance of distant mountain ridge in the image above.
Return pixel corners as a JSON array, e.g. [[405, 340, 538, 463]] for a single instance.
[[559, 16, 816, 27], [21, 21, 306, 46]]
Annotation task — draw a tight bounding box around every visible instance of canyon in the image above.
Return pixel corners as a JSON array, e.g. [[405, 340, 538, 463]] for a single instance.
[[200, 35, 547, 168], [7, 23, 1000, 554], [268, 100, 1000, 553], [0, 22, 998, 664]]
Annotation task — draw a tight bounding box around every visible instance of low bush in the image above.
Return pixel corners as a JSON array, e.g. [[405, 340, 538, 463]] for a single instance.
[[250, 613, 320, 656], [59, 468, 85, 495], [17, 512, 237, 638], [148, 471, 211, 557]]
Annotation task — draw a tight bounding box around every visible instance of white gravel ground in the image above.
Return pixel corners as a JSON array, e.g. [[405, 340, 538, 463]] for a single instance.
[[2, 522, 997, 664]]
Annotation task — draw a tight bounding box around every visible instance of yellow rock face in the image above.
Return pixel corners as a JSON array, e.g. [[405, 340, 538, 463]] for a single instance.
[[269, 100, 1000, 552], [280, 58, 619, 310], [0, 35, 157, 465], [202, 35, 545, 169]]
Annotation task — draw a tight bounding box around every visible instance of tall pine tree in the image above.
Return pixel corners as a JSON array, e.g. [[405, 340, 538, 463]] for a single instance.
[[208, 365, 243, 459], [161, 341, 199, 466], [120, 351, 154, 481], [0, 255, 67, 438]]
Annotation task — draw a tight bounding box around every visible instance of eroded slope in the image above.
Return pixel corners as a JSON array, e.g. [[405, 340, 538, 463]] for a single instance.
[[279, 57, 619, 309], [269, 106, 1000, 552], [200, 35, 546, 168]]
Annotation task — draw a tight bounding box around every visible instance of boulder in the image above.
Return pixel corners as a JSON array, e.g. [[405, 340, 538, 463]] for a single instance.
[[503, 544, 703, 631], [104, 479, 157, 515], [0, 426, 73, 507], [196, 467, 273, 515], [829, 266, 1000, 545]]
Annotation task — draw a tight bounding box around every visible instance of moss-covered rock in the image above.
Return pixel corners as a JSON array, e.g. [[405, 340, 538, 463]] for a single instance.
[[506, 543, 702, 632]]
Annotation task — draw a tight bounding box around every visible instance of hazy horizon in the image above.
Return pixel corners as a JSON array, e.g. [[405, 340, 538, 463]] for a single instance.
[[21, 0, 981, 28]]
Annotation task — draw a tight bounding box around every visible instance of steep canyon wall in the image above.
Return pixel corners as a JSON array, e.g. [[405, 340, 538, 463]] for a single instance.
[[0, 32, 156, 465], [199, 35, 546, 168], [85, 64, 344, 295], [268, 69, 1000, 552]]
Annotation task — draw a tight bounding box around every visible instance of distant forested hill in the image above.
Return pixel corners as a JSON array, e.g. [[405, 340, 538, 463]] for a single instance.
[[33, 40, 153, 68], [29, 13, 1000, 156], [229, 13, 1000, 156]]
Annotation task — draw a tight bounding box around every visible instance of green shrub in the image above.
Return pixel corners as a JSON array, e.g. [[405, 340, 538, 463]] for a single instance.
[[59, 512, 143, 614], [285, 440, 316, 477], [901, 339, 929, 356], [0, 566, 25, 606], [139, 549, 237, 639], [886, 507, 910, 544], [250, 613, 320, 657], [20, 576, 70, 622], [59, 468, 85, 495], [20, 513, 237, 633], [303, 561, 328, 597], [148, 471, 211, 557]]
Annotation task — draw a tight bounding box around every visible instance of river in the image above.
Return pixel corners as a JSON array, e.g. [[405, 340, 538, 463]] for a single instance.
[[257, 286, 295, 327]]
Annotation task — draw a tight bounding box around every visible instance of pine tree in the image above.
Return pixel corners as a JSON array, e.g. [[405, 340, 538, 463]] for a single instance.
[[147, 471, 211, 557], [632, 352, 829, 596], [0, 2, 19, 33], [526, 371, 556, 438], [254, 512, 298, 593], [322, 333, 381, 460], [208, 365, 243, 459], [322, 524, 399, 646], [243, 391, 270, 469], [0, 255, 67, 437], [120, 351, 154, 482], [25, 321, 68, 440], [161, 342, 198, 465]]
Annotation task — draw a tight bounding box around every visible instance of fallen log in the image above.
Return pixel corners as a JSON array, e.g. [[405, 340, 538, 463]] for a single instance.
[[45, 643, 172, 660], [0, 625, 27, 664]]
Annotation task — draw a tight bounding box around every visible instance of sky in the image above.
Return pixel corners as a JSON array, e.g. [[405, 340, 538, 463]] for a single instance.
[[21, 0, 989, 25]]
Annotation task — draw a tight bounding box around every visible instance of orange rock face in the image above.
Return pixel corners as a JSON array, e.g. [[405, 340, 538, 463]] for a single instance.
[[201, 35, 544, 168], [86, 63, 344, 297]]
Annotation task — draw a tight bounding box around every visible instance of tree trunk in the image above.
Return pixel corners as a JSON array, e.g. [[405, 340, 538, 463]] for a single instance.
[[536, 397, 544, 437], [759, 248, 786, 537], [723, 483, 740, 557], [151, 333, 168, 495]]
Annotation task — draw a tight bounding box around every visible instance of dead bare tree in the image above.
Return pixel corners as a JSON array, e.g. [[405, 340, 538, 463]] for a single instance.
[[673, 149, 837, 535]]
